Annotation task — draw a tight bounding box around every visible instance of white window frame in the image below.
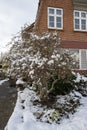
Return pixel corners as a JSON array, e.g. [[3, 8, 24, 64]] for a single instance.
[[48, 7, 63, 29], [79, 49, 87, 70], [74, 10, 87, 31], [69, 49, 87, 70], [79, 50, 81, 69]]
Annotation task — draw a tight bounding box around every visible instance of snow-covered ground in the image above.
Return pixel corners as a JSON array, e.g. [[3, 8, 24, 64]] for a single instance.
[[0, 78, 9, 85], [5, 87, 87, 130]]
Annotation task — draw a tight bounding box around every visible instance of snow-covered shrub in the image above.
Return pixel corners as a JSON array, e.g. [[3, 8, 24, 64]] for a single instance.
[[5, 32, 77, 101], [74, 73, 87, 96]]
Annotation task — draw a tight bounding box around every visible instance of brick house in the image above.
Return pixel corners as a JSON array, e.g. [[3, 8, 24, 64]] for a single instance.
[[23, 0, 87, 73]]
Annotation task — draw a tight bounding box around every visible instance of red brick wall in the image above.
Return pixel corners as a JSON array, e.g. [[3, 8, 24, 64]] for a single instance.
[[35, 0, 87, 43]]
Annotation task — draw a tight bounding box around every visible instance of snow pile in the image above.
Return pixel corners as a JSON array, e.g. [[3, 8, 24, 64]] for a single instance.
[[16, 78, 25, 85], [5, 87, 87, 130], [0, 78, 9, 85], [74, 73, 87, 82]]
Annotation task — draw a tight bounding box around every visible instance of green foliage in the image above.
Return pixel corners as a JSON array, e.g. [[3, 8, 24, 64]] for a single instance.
[[48, 73, 77, 96], [51, 111, 59, 122]]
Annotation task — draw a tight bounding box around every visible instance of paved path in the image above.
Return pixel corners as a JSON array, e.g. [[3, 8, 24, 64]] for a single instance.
[[0, 79, 17, 130]]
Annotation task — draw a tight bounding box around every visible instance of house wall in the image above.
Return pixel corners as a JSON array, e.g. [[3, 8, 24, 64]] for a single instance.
[[21, 0, 87, 72], [34, 0, 87, 44], [33, 0, 87, 72]]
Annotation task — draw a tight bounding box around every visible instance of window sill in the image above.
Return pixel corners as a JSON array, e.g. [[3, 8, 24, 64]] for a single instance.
[[48, 27, 63, 30], [74, 29, 87, 33]]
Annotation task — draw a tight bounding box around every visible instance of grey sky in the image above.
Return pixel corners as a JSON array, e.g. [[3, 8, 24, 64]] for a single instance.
[[0, 0, 38, 53]]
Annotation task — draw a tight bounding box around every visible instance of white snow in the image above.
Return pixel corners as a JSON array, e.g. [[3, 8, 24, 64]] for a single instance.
[[0, 78, 9, 85], [5, 87, 87, 130], [16, 78, 25, 85], [74, 73, 87, 83], [47, 60, 54, 65]]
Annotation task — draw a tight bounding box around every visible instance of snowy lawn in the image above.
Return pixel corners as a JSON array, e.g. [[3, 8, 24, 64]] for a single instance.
[[5, 87, 87, 130]]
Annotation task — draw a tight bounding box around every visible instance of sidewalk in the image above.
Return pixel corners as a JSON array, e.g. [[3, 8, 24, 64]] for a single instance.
[[0, 79, 17, 129]]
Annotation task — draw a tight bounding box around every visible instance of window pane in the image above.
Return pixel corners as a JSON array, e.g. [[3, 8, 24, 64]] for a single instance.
[[81, 20, 86, 30], [49, 9, 54, 14], [49, 16, 54, 27], [56, 9, 61, 15], [49, 16, 54, 21], [75, 19, 79, 24], [56, 17, 61, 28], [75, 12, 79, 17], [75, 19, 80, 29], [81, 12, 86, 18]]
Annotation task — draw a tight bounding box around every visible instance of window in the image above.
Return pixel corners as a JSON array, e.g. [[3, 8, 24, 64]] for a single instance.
[[48, 7, 63, 29], [74, 10, 87, 31], [79, 50, 87, 70], [69, 49, 87, 70]]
